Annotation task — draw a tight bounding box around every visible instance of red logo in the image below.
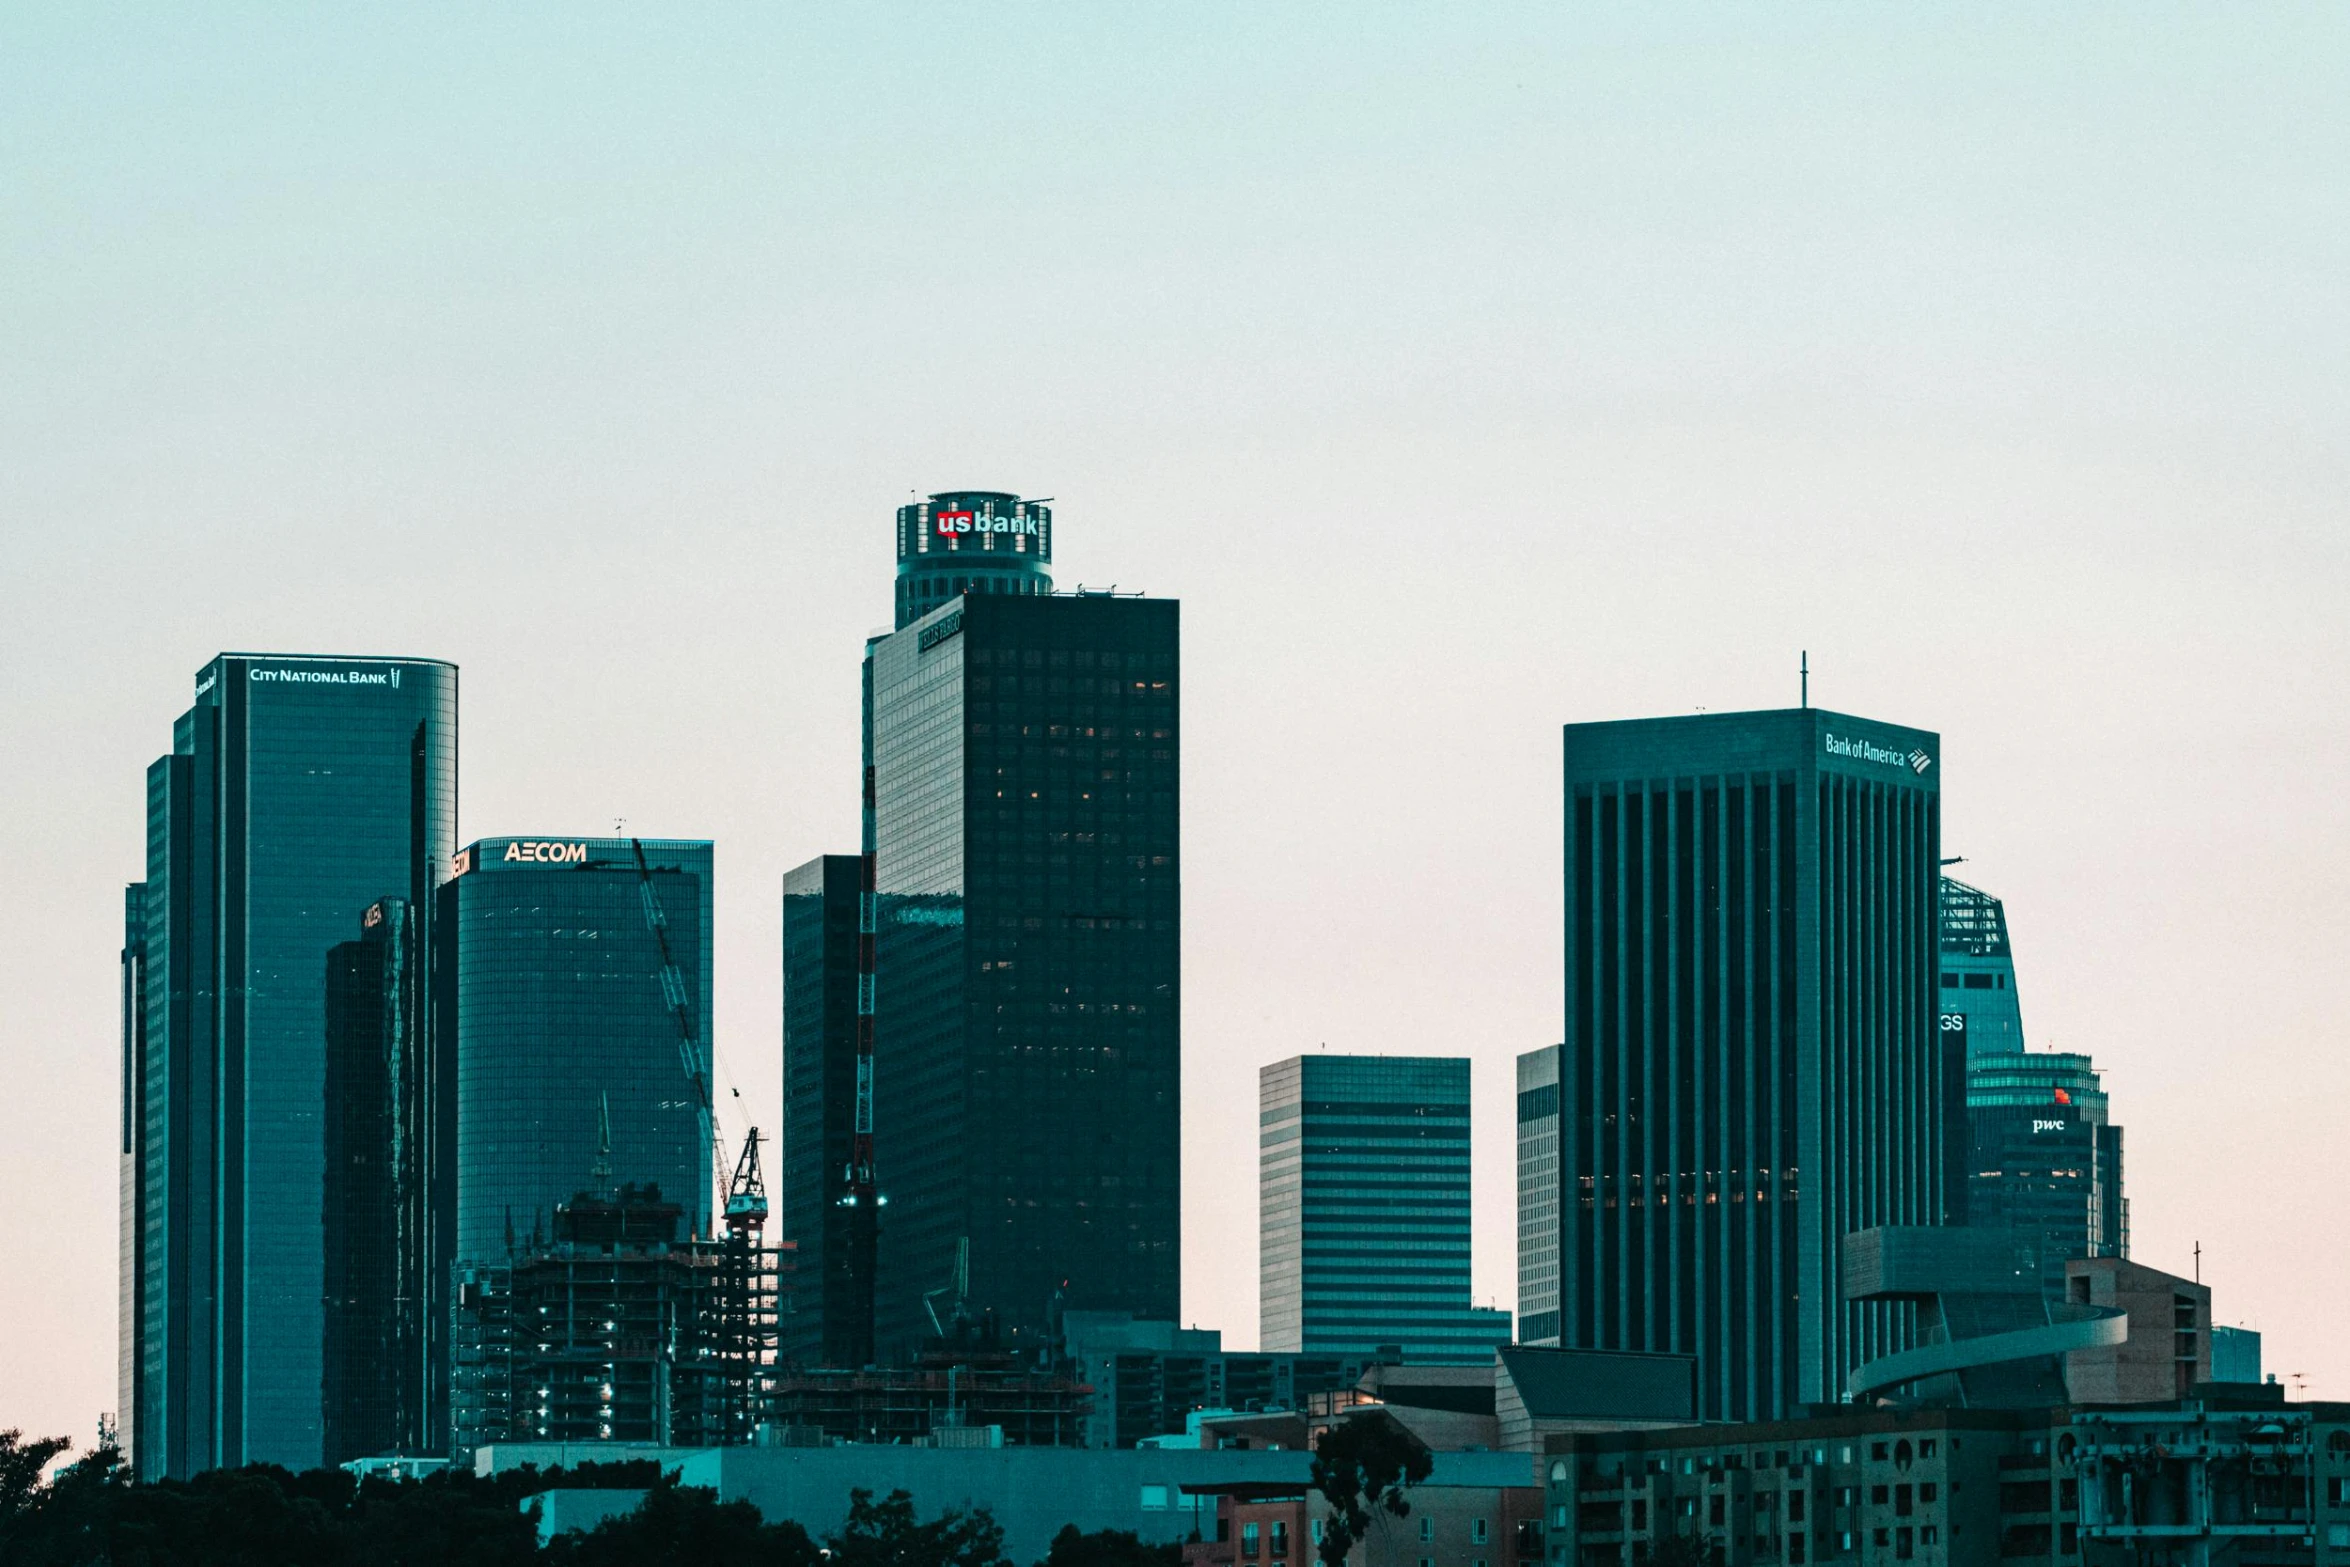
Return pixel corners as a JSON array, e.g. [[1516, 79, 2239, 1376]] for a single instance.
[[2053, 1087, 2072, 1105], [935, 511, 976, 535]]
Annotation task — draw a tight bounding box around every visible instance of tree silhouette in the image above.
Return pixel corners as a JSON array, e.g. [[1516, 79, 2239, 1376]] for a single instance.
[[1308, 1415, 1432, 1567]]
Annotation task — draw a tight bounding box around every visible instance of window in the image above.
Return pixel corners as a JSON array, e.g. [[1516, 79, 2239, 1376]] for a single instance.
[[1313, 1521, 1326, 1544], [1894, 1526, 1913, 1561], [2330, 1525, 2350, 1549], [1894, 1484, 1912, 1517], [1789, 1493, 1806, 1523], [1271, 1523, 1288, 1559], [1473, 1520, 1490, 1544], [1918, 1441, 1938, 1460], [1548, 1460, 1569, 1483], [1242, 1524, 1260, 1557], [1710, 1497, 1724, 1527], [2333, 1479, 2350, 1507], [1789, 1535, 1806, 1564], [1919, 1484, 1937, 1504], [1872, 1528, 1889, 1547], [1141, 1487, 1170, 1511], [1420, 1517, 1434, 1542], [1870, 1486, 1888, 1506], [1920, 1527, 1939, 1546], [1871, 1443, 1889, 1462]]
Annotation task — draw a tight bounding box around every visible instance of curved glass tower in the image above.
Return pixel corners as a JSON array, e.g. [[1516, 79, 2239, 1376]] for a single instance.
[[893, 490, 1053, 629]]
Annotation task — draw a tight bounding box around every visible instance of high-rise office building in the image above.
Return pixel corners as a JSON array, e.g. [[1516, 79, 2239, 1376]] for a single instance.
[[127, 653, 457, 1477], [861, 492, 1179, 1359], [780, 852, 874, 1367], [321, 897, 425, 1465], [118, 886, 147, 1468], [1525, 708, 1950, 1420], [1514, 1045, 1563, 1352], [1260, 1055, 1512, 1364], [1966, 1050, 2127, 1292], [440, 835, 714, 1267], [1938, 875, 2025, 1058], [1937, 874, 2127, 1295]]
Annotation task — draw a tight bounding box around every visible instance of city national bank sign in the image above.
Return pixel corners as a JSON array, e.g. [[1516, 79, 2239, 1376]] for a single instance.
[[1824, 731, 1934, 777], [194, 663, 405, 699]]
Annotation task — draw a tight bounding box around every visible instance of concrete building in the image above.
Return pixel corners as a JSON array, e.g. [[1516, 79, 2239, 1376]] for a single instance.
[[2060, 1256, 2211, 1404], [1184, 1452, 1545, 1567]]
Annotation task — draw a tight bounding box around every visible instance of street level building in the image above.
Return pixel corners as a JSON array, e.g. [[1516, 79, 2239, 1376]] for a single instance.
[[1260, 1055, 1512, 1365], [441, 836, 714, 1265], [863, 496, 1180, 1359], [1527, 708, 1952, 1422], [126, 653, 456, 1478], [781, 853, 873, 1368]]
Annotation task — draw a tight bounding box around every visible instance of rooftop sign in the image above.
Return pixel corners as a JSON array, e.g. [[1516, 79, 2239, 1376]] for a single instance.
[[1825, 731, 1933, 776]]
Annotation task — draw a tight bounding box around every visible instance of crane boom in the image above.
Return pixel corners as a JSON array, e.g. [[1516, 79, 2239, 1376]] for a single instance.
[[632, 838, 728, 1233]]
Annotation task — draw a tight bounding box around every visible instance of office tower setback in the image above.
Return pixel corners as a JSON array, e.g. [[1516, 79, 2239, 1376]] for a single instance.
[[440, 836, 714, 1267], [862, 494, 1179, 1359], [128, 653, 457, 1478], [1260, 1055, 1512, 1365], [1530, 708, 1949, 1421], [781, 853, 875, 1367]]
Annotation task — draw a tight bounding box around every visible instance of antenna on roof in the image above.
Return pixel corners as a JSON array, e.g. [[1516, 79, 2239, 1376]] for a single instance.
[[1800, 651, 1809, 709]]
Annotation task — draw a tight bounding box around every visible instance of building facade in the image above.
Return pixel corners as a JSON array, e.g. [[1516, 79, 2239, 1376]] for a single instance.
[[780, 852, 874, 1367], [1260, 1055, 1512, 1365], [1966, 1050, 2126, 1293], [863, 498, 1180, 1360], [1532, 708, 1951, 1421], [441, 835, 714, 1266], [1937, 876, 2025, 1059], [126, 652, 457, 1478], [320, 896, 428, 1464]]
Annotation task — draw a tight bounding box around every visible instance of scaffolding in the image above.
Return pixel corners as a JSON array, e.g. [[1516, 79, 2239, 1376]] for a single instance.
[[451, 1182, 787, 1452]]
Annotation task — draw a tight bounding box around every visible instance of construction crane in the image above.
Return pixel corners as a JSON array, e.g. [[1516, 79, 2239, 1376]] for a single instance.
[[632, 838, 733, 1236]]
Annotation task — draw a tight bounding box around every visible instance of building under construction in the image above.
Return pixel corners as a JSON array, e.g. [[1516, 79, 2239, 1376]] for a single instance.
[[765, 1328, 1092, 1447], [451, 1143, 786, 1454]]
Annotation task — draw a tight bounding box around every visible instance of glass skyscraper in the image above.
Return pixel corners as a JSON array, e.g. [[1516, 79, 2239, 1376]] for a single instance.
[[440, 836, 714, 1266], [780, 852, 874, 1367], [1940, 874, 2127, 1293], [1259, 1055, 1512, 1364], [1524, 707, 1951, 1421], [126, 652, 457, 1478], [858, 492, 1180, 1361]]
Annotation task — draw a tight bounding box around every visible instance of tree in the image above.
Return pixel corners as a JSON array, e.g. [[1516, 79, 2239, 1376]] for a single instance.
[[1308, 1414, 1432, 1567], [0, 1430, 71, 1531], [1035, 1522, 1181, 1567], [829, 1487, 1009, 1567], [540, 1474, 821, 1567]]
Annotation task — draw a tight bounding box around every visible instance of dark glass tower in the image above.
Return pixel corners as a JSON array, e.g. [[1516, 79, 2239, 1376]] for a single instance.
[[440, 836, 714, 1266], [1938, 875, 2025, 1058], [1540, 707, 1948, 1420], [129, 653, 457, 1478], [780, 853, 874, 1367], [1259, 1055, 1511, 1364], [118, 885, 147, 1468], [863, 497, 1179, 1361], [894, 490, 1053, 629], [321, 897, 425, 1464]]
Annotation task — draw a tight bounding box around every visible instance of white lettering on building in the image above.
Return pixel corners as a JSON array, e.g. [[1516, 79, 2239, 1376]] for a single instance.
[[247, 666, 402, 688], [934, 512, 1042, 538], [1825, 732, 1934, 775], [502, 840, 588, 864]]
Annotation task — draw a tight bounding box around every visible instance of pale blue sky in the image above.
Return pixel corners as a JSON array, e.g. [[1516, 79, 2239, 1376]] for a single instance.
[[4, 7, 2347, 1447]]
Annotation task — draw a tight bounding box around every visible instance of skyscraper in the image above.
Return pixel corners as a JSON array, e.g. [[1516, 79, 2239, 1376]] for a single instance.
[[1524, 707, 1949, 1420], [1936, 874, 2127, 1295], [1938, 875, 2025, 1058], [1260, 1055, 1512, 1364], [321, 897, 425, 1465], [780, 853, 874, 1367], [128, 652, 457, 1477], [440, 835, 714, 1266], [861, 492, 1180, 1359]]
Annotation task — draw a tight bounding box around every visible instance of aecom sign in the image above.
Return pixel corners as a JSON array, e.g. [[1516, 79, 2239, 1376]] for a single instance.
[[503, 841, 588, 864]]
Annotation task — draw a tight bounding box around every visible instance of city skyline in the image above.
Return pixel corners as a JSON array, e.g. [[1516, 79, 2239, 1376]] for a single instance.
[[6, 8, 2347, 1461]]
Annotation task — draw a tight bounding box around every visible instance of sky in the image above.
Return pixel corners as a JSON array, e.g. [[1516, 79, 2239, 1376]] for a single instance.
[[3, 6, 2347, 1450]]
